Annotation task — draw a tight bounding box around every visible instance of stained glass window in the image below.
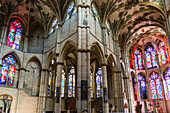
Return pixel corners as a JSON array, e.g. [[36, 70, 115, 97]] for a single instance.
[[96, 68, 102, 98], [138, 74, 147, 99], [68, 66, 76, 97], [90, 70, 93, 97], [145, 46, 158, 68], [135, 49, 144, 70], [91, 4, 99, 22], [47, 72, 52, 96], [149, 72, 163, 99], [129, 49, 134, 69], [49, 18, 58, 34], [61, 69, 65, 97], [0, 55, 16, 86], [65, 2, 76, 22], [158, 41, 169, 66], [164, 68, 170, 99], [7, 20, 22, 49]]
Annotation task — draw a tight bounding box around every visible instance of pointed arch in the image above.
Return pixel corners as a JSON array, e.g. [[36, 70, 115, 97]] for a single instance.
[[90, 42, 104, 65], [26, 56, 42, 69], [59, 40, 77, 62], [149, 72, 163, 99]]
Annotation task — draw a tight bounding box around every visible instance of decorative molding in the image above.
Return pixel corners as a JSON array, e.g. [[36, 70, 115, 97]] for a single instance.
[[113, 71, 121, 73], [41, 69, 49, 72], [18, 68, 27, 72], [123, 76, 129, 79], [77, 25, 90, 28], [77, 5, 90, 8], [77, 49, 90, 53], [56, 62, 64, 65], [101, 63, 108, 67]]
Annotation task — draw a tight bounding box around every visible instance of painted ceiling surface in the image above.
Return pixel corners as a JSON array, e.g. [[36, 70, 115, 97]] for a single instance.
[[0, 0, 166, 48]]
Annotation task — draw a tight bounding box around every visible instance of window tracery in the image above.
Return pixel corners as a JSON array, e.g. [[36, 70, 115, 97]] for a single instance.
[[68, 66, 76, 97], [61, 69, 65, 97], [91, 3, 99, 22], [65, 2, 77, 22], [96, 68, 102, 98], [7, 19, 22, 49], [138, 74, 147, 99], [49, 18, 58, 34], [145, 46, 158, 68], [164, 68, 170, 99], [0, 55, 16, 86], [149, 72, 163, 99], [158, 41, 169, 66], [135, 49, 144, 70]]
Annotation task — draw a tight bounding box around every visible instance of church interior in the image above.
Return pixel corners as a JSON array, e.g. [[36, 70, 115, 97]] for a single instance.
[[0, 0, 170, 113]]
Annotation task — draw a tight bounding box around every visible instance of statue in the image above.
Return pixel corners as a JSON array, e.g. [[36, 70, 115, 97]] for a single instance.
[[136, 101, 142, 113]]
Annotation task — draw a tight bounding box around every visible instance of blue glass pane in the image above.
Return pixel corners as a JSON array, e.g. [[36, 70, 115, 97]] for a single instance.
[[67, 3, 74, 14]]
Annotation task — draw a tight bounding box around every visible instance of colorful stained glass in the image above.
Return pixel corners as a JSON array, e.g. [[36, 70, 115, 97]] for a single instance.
[[149, 72, 163, 99], [90, 74, 93, 97], [96, 68, 102, 97], [134, 49, 144, 70], [61, 70, 65, 97], [164, 68, 170, 99], [158, 41, 169, 66], [68, 66, 75, 97], [145, 46, 158, 68], [7, 20, 22, 49], [138, 74, 147, 99], [129, 49, 134, 69], [47, 72, 52, 96], [0, 55, 16, 86]]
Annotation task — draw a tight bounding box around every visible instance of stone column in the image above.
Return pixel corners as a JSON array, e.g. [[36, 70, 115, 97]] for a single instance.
[[133, 57, 140, 102], [77, 51, 82, 113], [101, 63, 109, 113], [115, 40, 124, 112], [23, 36, 28, 52], [122, 49, 134, 113], [55, 62, 63, 113], [38, 69, 48, 113], [112, 70, 118, 111]]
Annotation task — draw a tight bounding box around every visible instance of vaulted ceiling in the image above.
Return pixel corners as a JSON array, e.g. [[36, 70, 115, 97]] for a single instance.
[[0, 0, 166, 50]]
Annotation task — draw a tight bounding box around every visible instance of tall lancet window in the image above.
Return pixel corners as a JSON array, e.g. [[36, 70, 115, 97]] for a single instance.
[[96, 68, 102, 98], [68, 66, 76, 97], [164, 68, 170, 99], [0, 55, 16, 86], [65, 2, 76, 22], [158, 41, 169, 66], [47, 71, 53, 96], [149, 72, 163, 99], [135, 49, 144, 70], [90, 69, 93, 97], [145, 46, 158, 68], [7, 19, 22, 49], [61, 69, 66, 97], [138, 74, 147, 99]]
